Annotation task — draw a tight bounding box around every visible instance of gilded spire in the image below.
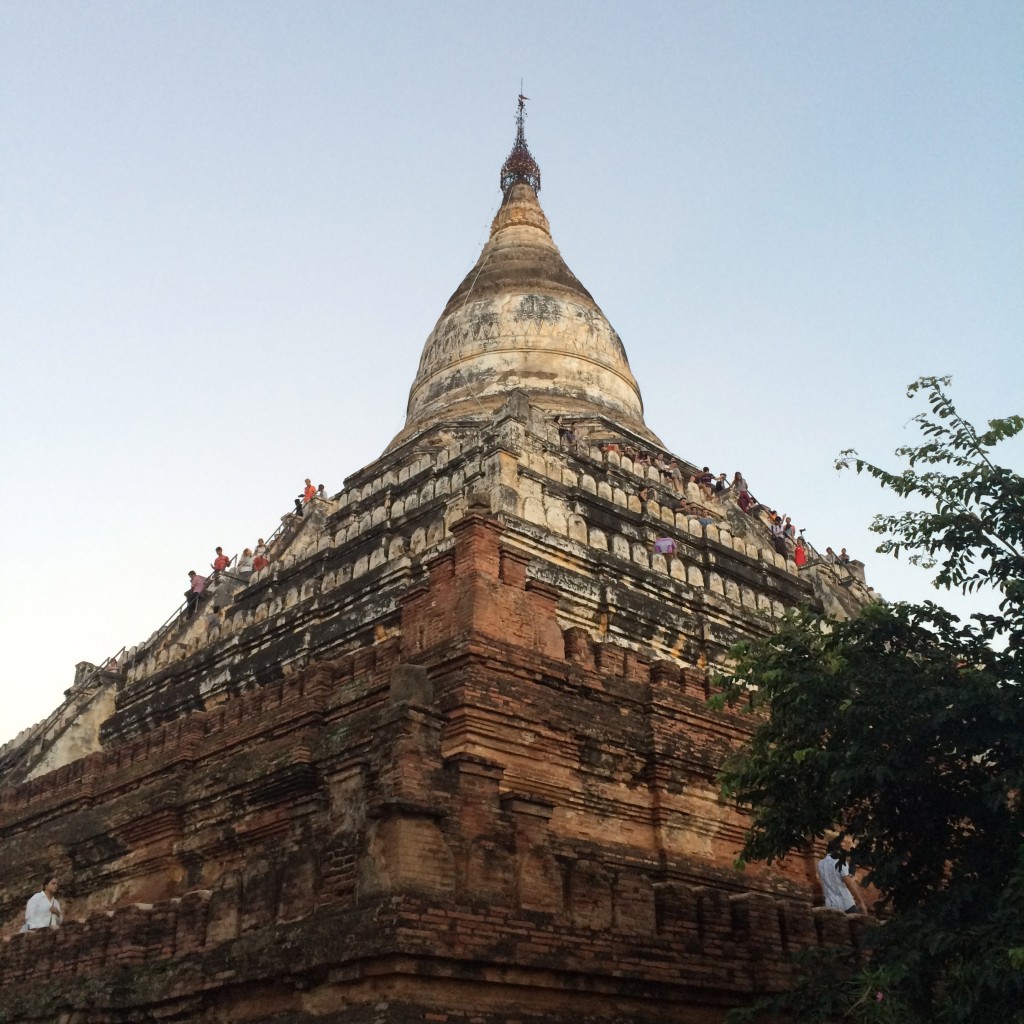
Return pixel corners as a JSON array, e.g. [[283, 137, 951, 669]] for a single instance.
[[500, 93, 541, 195]]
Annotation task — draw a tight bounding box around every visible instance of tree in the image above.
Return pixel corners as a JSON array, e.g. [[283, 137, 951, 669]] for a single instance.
[[715, 377, 1024, 1023]]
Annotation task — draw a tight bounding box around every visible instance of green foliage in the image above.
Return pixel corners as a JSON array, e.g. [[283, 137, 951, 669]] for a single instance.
[[836, 376, 1024, 652], [718, 378, 1024, 1023], [727, 949, 912, 1024]]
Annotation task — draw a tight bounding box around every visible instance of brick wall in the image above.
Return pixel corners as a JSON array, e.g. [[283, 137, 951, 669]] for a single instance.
[[0, 508, 857, 1023]]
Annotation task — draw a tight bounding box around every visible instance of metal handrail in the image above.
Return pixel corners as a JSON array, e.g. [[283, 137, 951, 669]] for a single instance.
[[142, 553, 240, 647], [124, 498, 315, 669], [95, 645, 127, 676]]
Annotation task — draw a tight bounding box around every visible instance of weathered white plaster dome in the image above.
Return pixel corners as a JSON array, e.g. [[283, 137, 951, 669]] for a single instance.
[[397, 104, 655, 445]]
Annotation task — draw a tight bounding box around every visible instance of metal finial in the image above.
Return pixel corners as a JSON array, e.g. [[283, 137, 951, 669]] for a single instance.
[[500, 92, 541, 195]]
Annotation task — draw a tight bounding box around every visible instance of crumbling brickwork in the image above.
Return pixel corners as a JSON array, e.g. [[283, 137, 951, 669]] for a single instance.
[[0, 509, 867, 1023]]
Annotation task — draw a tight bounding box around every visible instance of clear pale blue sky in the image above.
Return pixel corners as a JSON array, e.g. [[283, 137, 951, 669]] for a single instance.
[[2, 1, 1021, 743]]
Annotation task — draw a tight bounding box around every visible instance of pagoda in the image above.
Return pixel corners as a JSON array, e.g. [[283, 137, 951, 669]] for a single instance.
[[0, 100, 872, 1024]]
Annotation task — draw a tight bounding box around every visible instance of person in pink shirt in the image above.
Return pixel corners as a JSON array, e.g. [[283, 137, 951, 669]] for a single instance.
[[185, 570, 207, 618], [653, 536, 676, 556]]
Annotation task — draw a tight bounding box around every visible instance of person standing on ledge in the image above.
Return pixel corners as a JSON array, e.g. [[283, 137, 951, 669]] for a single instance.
[[794, 536, 808, 567], [185, 570, 207, 618], [236, 547, 254, 577], [252, 539, 269, 572], [22, 876, 62, 931]]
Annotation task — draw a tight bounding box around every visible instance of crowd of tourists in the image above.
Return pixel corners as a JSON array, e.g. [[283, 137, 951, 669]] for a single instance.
[[183, 479, 326, 618], [558, 421, 856, 573]]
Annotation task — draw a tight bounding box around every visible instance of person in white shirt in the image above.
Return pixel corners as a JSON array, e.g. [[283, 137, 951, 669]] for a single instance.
[[23, 876, 63, 931], [236, 548, 254, 576], [817, 842, 867, 914]]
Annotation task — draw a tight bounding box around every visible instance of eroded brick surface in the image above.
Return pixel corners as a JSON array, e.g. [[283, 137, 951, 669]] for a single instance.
[[0, 500, 871, 1022], [0, 163, 873, 1021]]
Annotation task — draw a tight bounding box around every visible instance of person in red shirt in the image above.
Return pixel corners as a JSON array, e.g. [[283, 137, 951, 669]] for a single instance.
[[252, 539, 269, 572], [303, 478, 316, 503], [211, 546, 230, 572], [794, 537, 808, 567]]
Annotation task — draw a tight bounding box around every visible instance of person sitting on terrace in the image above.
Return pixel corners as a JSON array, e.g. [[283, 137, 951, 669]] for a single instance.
[[236, 548, 254, 576], [317, 483, 326, 500], [839, 547, 851, 564], [696, 473, 715, 503], [211, 546, 230, 572], [553, 415, 577, 447], [643, 486, 670, 510]]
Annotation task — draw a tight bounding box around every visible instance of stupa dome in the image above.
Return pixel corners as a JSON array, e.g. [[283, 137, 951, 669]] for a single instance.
[[396, 99, 653, 446]]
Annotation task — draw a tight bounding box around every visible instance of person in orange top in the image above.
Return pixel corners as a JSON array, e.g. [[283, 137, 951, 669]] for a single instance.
[[303, 478, 316, 503]]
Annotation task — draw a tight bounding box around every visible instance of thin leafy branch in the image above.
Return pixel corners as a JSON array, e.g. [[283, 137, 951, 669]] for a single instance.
[[835, 376, 1024, 599], [718, 378, 1024, 1023]]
